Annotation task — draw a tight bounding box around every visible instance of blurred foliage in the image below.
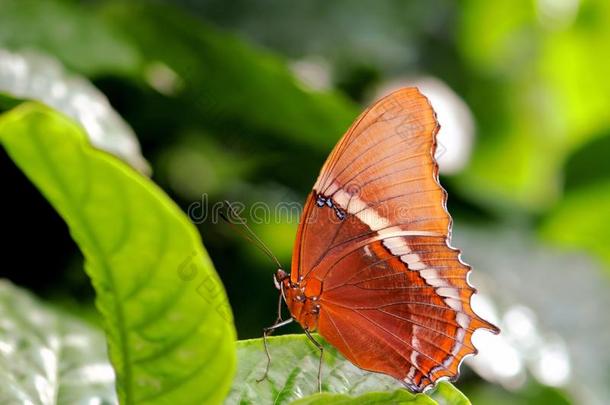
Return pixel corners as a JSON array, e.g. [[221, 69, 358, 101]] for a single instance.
[[541, 181, 610, 269], [99, 3, 358, 150], [0, 0, 141, 76], [463, 382, 572, 405], [0, 48, 150, 173], [0, 280, 117, 404], [457, 0, 610, 212], [0, 0, 609, 403]]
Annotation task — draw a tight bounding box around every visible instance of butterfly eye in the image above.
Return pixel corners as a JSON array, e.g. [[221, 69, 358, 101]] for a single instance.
[[273, 269, 290, 290]]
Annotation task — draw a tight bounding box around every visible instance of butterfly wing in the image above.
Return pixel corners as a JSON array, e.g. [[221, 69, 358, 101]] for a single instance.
[[291, 87, 498, 392]]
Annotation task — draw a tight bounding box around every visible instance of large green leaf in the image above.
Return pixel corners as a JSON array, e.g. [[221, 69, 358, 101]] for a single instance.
[[227, 334, 469, 405], [0, 102, 236, 404], [290, 390, 435, 405], [0, 280, 117, 404], [291, 382, 471, 405]]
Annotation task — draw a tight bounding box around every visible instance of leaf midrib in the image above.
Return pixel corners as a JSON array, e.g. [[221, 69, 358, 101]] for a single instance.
[[29, 122, 133, 403]]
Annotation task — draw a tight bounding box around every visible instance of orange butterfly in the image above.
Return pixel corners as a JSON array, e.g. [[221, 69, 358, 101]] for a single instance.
[[262, 87, 498, 393]]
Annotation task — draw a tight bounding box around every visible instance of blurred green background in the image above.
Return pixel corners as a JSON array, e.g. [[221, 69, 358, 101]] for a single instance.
[[1, 0, 609, 403]]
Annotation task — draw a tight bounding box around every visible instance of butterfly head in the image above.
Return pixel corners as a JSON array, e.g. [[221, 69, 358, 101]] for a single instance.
[[273, 269, 289, 290]]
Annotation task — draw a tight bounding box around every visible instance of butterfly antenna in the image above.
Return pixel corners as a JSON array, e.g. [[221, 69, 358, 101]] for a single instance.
[[221, 200, 284, 270]]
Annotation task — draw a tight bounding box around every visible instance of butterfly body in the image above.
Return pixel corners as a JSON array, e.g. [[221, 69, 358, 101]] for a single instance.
[[273, 87, 498, 393]]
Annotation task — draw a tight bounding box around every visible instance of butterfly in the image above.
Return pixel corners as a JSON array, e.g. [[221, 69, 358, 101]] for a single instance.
[[261, 87, 499, 393]]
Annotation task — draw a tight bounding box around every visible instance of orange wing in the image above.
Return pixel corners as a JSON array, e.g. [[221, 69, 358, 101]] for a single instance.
[[290, 88, 498, 392]]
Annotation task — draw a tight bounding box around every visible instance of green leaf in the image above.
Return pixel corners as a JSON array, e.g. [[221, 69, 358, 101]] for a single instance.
[[290, 390, 435, 405], [227, 334, 469, 405], [429, 381, 471, 405], [0, 48, 150, 174], [0, 279, 117, 404], [0, 102, 236, 404]]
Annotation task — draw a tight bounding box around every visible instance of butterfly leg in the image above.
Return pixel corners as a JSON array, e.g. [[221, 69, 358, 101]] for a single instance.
[[275, 291, 284, 324], [304, 329, 324, 393], [257, 317, 293, 383]]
